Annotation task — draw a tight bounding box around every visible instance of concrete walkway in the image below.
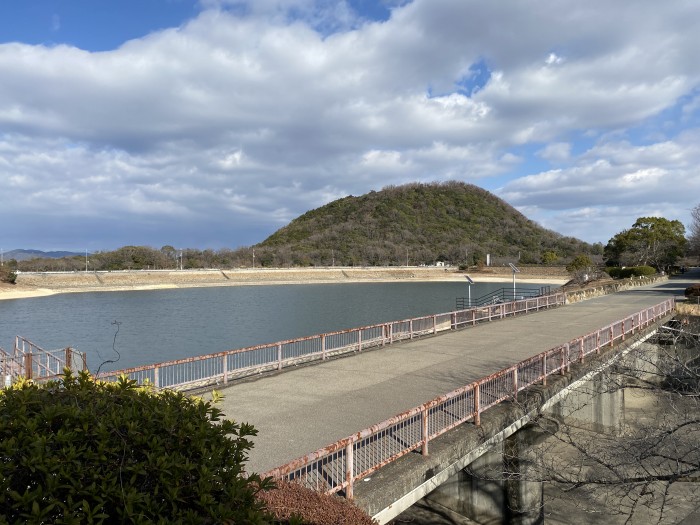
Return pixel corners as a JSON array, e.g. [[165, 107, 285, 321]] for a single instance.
[[213, 270, 698, 473]]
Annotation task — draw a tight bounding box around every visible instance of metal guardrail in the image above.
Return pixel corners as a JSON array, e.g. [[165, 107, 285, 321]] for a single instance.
[[2, 337, 87, 386], [97, 293, 566, 390], [262, 298, 675, 499], [457, 286, 552, 309]]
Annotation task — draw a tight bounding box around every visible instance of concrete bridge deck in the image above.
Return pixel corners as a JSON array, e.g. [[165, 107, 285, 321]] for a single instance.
[[213, 271, 697, 474]]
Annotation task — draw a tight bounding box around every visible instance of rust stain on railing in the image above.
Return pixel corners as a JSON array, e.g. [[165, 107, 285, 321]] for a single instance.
[[2, 336, 87, 385]]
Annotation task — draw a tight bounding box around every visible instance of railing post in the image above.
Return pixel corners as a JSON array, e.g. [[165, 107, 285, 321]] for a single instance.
[[596, 330, 601, 354], [65, 348, 72, 371], [389, 323, 394, 344], [345, 441, 354, 500], [559, 345, 569, 375], [622, 320, 625, 341], [358, 330, 363, 352], [474, 383, 481, 426], [222, 353, 229, 384], [277, 344, 283, 371], [565, 343, 571, 373], [421, 407, 429, 456], [433, 315, 437, 335], [24, 353, 33, 380], [410, 319, 414, 339], [512, 369, 519, 400], [154, 366, 160, 388], [322, 334, 327, 358], [451, 312, 456, 330], [610, 326, 614, 347], [579, 338, 584, 363], [542, 354, 547, 385]]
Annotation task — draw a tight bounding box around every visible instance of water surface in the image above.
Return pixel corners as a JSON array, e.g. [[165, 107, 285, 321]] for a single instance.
[[0, 281, 549, 372]]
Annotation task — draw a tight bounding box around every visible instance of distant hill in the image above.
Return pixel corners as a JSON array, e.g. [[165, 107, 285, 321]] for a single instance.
[[257, 181, 599, 266], [3, 249, 83, 262]]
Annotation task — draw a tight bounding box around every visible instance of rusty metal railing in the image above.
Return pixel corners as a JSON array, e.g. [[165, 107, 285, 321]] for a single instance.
[[97, 293, 566, 390], [262, 298, 675, 499], [3, 337, 87, 385]]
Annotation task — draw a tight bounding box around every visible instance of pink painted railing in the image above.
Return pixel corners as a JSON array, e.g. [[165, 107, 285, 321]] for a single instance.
[[2, 337, 87, 385], [263, 298, 675, 499], [97, 293, 566, 390]]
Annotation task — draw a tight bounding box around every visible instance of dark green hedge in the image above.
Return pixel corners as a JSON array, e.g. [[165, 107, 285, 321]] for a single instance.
[[0, 372, 273, 524], [605, 266, 657, 279]]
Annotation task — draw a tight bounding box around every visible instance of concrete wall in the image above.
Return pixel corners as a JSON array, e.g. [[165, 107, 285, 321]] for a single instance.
[[15, 267, 463, 289], [564, 274, 668, 304]]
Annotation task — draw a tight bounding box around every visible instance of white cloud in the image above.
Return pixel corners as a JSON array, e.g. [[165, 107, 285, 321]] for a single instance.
[[1, 0, 700, 249], [538, 142, 571, 162], [500, 133, 700, 241]]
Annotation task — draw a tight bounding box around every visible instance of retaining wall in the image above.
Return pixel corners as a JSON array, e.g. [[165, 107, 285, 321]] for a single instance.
[[15, 267, 464, 289], [564, 274, 668, 304]]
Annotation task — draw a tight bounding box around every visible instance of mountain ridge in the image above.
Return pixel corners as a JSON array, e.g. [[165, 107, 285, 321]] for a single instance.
[[257, 181, 599, 266], [3, 249, 83, 262]]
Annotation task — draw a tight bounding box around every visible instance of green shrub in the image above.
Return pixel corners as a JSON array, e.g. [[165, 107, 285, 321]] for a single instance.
[[0, 372, 273, 524], [605, 266, 657, 279], [605, 267, 622, 278], [632, 265, 657, 277], [605, 266, 656, 279], [0, 267, 16, 284], [565, 254, 592, 274]]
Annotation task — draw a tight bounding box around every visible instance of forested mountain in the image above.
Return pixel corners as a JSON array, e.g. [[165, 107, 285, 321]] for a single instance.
[[257, 181, 600, 267], [9, 182, 600, 272]]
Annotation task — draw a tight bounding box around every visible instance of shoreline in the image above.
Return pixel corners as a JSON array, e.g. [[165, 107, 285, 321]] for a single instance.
[[0, 267, 570, 302]]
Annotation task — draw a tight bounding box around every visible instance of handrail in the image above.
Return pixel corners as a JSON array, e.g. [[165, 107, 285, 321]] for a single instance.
[[262, 298, 675, 499], [6, 337, 87, 384], [458, 286, 552, 308], [97, 293, 566, 389]]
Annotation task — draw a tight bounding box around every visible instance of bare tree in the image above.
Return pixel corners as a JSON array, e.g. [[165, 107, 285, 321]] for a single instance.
[[439, 318, 700, 525], [498, 318, 700, 524], [689, 203, 700, 258]]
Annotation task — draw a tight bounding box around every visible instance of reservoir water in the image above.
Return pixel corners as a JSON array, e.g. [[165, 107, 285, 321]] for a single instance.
[[0, 281, 549, 372]]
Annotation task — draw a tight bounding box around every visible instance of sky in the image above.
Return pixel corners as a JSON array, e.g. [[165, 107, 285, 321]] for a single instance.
[[1, 0, 699, 253]]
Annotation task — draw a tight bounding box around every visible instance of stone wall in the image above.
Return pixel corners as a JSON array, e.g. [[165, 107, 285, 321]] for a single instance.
[[564, 274, 668, 304]]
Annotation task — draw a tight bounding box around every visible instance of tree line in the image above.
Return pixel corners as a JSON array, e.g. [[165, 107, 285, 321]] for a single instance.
[[2, 204, 699, 277]]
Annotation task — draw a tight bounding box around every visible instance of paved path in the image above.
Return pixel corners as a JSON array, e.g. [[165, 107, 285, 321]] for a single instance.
[[213, 270, 698, 473]]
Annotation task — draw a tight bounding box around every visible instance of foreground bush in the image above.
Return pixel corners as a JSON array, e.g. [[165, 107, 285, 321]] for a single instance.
[[0, 372, 273, 524], [259, 480, 377, 525]]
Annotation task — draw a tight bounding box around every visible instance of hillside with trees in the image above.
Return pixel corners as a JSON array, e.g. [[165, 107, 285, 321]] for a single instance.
[[9, 182, 606, 272], [257, 181, 600, 267]]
